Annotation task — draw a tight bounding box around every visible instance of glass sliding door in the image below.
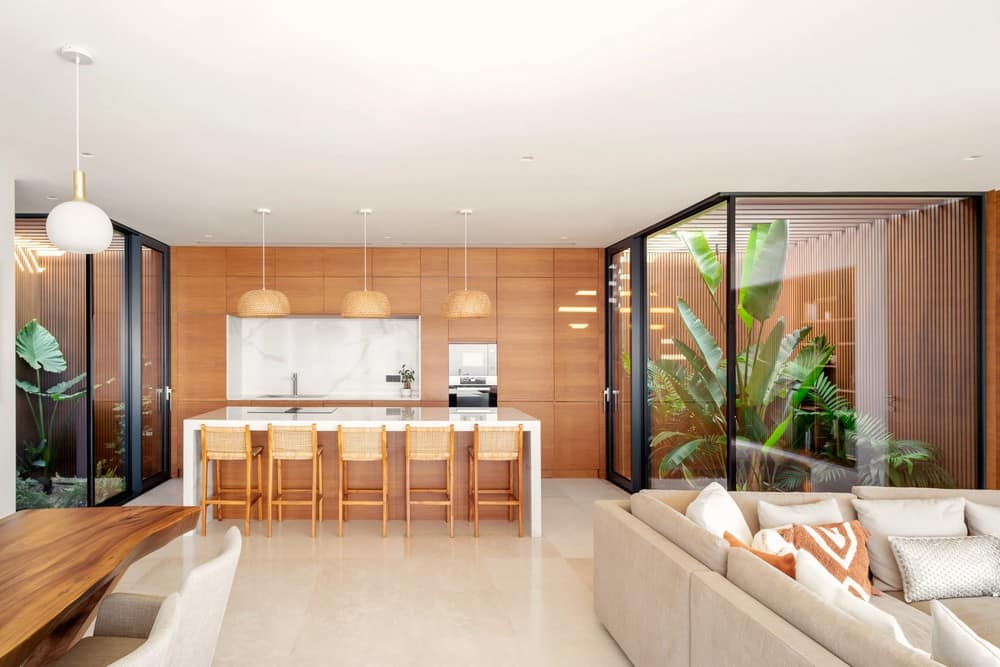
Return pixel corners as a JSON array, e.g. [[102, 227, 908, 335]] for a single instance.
[[606, 245, 635, 488], [645, 202, 729, 489], [139, 244, 170, 487], [13, 215, 171, 508]]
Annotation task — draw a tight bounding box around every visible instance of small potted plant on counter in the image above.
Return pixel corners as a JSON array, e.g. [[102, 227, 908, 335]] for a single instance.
[[399, 364, 416, 398]]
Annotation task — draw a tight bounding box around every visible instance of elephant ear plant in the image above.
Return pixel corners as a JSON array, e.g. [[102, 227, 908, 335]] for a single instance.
[[15, 319, 87, 481], [649, 219, 951, 490]]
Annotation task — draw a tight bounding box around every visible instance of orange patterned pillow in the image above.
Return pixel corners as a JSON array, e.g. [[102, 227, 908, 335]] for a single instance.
[[779, 520, 873, 599], [724, 531, 796, 578]]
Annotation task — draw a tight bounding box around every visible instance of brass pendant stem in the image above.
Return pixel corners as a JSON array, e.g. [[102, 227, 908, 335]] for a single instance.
[[72, 170, 86, 201]]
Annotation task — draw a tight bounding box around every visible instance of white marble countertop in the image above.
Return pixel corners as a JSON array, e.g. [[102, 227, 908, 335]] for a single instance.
[[225, 392, 423, 402], [190, 406, 536, 426]]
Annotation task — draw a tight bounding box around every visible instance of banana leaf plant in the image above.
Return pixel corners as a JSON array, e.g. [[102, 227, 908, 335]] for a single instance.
[[649, 219, 834, 489], [15, 319, 88, 480]]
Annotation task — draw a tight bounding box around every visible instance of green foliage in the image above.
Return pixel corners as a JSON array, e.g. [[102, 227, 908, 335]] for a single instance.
[[649, 220, 953, 491], [16, 477, 52, 509], [398, 364, 416, 384]]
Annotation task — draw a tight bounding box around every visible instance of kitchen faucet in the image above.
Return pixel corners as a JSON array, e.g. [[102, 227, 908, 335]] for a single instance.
[[291, 372, 298, 397]]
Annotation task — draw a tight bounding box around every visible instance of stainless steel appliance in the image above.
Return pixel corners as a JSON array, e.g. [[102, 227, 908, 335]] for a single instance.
[[448, 343, 498, 407]]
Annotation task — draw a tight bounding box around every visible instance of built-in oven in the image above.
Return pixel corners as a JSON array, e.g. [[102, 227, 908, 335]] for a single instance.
[[448, 343, 498, 407]]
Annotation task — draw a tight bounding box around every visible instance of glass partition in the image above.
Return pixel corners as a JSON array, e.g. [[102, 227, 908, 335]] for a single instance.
[[619, 194, 982, 493]]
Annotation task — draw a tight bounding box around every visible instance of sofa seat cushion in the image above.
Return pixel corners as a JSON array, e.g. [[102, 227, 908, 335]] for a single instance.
[[632, 491, 729, 573], [889, 592, 1000, 649], [52, 637, 145, 666], [870, 593, 933, 653], [726, 548, 937, 667]]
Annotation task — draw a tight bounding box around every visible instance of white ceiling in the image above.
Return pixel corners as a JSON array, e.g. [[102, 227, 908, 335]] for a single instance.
[[2, 1, 999, 248]]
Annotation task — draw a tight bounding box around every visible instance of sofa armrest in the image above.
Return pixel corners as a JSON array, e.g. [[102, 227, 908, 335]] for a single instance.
[[94, 592, 165, 639], [593, 499, 709, 667]]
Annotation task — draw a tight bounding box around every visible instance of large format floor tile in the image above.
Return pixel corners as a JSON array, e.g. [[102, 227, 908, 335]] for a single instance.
[[122, 477, 630, 666]]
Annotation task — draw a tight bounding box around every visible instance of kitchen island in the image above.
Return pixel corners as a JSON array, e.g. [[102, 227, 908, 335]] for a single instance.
[[182, 406, 542, 536]]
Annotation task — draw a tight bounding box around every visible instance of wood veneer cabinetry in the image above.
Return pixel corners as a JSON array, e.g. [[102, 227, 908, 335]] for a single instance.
[[170, 246, 605, 478]]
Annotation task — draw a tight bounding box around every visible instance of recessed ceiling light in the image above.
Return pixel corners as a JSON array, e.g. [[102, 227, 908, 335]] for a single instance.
[[520, 155, 535, 162], [383, 235, 392, 240], [80, 151, 95, 158], [560, 236, 569, 240], [204, 234, 214, 238], [45, 195, 58, 200], [568, 323, 588, 330], [963, 155, 983, 161]]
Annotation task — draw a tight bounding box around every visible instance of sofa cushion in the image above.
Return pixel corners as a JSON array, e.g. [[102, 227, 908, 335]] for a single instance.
[[780, 520, 873, 600], [724, 531, 796, 578], [685, 482, 753, 545], [930, 599, 1000, 666], [898, 594, 1000, 649], [758, 498, 845, 530], [852, 486, 1000, 507], [642, 489, 857, 534], [890, 535, 1000, 603], [870, 594, 933, 653], [852, 498, 967, 591], [967, 501, 1000, 536], [631, 492, 729, 574], [726, 548, 937, 666]]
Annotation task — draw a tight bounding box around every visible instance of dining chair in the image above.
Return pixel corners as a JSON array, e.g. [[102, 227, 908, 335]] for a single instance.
[[467, 423, 524, 537], [337, 425, 389, 537], [267, 423, 323, 537], [405, 424, 455, 537], [200, 424, 263, 536]]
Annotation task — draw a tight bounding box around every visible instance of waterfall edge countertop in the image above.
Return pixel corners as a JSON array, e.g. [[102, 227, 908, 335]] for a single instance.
[[182, 406, 543, 537]]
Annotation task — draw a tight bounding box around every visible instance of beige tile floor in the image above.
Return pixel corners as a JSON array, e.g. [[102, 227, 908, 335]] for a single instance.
[[124, 478, 631, 666]]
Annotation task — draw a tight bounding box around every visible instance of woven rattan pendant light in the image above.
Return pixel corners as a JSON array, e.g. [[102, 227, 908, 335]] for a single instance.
[[443, 209, 492, 319], [237, 208, 290, 317], [341, 209, 391, 318]]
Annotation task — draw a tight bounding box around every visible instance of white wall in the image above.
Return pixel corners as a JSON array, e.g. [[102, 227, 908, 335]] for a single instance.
[[0, 171, 14, 516]]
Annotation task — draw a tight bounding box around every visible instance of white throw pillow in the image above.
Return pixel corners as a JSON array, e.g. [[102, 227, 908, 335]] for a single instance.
[[685, 482, 752, 545], [751, 528, 795, 556], [931, 599, 1000, 666], [852, 498, 967, 591], [967, 501, 1000, 537], [757, 498, 845, 530], [797, 550, 915, 650]]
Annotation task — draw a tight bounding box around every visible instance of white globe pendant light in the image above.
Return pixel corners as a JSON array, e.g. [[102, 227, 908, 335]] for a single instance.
[[46, 46, 113, 254], [444, 209, 492, 318]]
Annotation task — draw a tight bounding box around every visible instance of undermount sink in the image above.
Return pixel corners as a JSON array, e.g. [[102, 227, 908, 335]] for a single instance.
[[256, 394, 326, 398]]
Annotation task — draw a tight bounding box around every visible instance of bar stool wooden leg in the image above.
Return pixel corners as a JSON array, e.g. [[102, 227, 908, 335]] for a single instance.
[[276, 459, 283, 522], [267, 452, 274, 537], [467, 450, 473, 522], [473, 455, 480, 538], [338, 458, 344, 537], [318, 451, 324, 522], [200, 455, 209, 536], [343, 461, 349, 523], [310, 454, 317, 538], [382, 454, 389, 538], [448, 457, 454, 538], [508, 460, 514, 522], [214, 459, 222, 521], [256, 452, 264, 521], [244, 456, 252, 536], [405, 456, 412, 538]]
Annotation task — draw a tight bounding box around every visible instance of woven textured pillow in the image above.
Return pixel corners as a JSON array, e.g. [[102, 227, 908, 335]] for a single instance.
[[890, 535, 1000, 603], [779, 520, 873, 600]]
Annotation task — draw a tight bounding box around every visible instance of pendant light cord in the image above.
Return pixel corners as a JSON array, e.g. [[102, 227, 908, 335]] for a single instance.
[[463, 211, 469, 291], [363, 210, 369, 291], [260, 210, 266, 290], [75, 55, 80, 172]]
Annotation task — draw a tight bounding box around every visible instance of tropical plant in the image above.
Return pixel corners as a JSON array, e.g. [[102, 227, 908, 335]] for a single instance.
[[398, 364, 416, 388], [650, 219, 953, 490], [15, 319, 88, 480]]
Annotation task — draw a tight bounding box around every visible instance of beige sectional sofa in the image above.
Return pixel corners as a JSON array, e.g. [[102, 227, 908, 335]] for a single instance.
[[594, 486, 1000, 667]]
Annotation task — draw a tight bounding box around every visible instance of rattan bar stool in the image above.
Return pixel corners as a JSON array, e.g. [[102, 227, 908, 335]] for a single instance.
[[405, 424, 455, 538], [200, 424, 263, 536], [267, 423, 324, 538], [467, 424, 524, 538], [337, 425, 389, 537]]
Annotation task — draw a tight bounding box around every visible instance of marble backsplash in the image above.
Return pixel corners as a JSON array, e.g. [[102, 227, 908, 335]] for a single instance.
[[227, 316, 420, 399]]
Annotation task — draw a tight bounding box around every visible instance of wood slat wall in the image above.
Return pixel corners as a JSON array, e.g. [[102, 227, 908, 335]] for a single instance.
[[170, 247, 605, 479]]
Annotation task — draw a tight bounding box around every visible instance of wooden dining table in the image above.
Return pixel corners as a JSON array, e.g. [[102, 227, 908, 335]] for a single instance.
[[0, 505, 200, 667]]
